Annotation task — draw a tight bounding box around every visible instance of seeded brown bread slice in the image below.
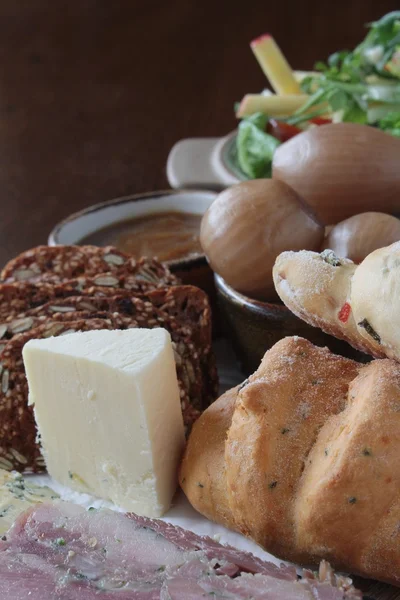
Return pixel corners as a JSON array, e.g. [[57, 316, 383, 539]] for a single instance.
[[0, 286, 217, 418], [0, 245, 179, 287], [0, 271, 181, 322], [0, 318, 118, 473]]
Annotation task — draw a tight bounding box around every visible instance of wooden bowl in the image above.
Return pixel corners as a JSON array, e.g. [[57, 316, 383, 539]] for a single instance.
[[215, 274, 368, 375]]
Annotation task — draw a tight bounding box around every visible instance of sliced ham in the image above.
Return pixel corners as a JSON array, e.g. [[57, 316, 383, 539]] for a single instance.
[[0, 501, 362, 599]]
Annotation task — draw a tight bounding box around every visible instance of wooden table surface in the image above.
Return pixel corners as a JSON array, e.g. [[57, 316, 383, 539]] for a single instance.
[[0, 2, 399, 597]]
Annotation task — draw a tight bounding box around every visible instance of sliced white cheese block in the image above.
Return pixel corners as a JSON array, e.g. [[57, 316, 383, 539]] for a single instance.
[[0, 469, 59, 534], [23, 328, 185, 517]]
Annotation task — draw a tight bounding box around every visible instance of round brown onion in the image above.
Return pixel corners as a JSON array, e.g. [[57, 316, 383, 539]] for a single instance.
[[272, 123, 400, 224], [323, 212, 400, 263], [200, 179, 324, 300]]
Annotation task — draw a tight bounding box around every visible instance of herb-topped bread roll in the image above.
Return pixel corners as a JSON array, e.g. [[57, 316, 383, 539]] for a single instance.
[[273, 249, 389, 359], [273, 243, 400, 362], [180, 337, 400, 585]]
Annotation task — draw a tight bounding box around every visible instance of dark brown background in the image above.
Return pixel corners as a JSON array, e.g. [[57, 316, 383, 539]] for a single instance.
[[0, 0, 397, 265], [1, 2, 400, 598]]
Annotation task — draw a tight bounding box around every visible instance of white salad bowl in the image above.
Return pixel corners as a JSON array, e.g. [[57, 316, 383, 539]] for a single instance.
[[167, 131, 246, 190]]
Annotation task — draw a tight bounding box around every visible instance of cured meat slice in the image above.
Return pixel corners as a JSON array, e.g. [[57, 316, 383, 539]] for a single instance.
[[0, 501, 362, 599]]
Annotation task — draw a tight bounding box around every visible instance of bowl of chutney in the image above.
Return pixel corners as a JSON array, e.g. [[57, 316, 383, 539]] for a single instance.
[[48, 189, 218, 295]]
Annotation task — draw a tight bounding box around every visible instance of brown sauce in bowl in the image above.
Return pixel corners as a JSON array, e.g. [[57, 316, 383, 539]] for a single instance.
[[80, 211, 203, 262]]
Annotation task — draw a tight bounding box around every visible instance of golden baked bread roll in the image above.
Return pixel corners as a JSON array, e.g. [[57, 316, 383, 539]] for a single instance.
[[180, 337, 400, 585], [180, 387, 237, 530], [272, 249, 387, 359], [224, 337, 359, 561], [295, 358, 400, 581]]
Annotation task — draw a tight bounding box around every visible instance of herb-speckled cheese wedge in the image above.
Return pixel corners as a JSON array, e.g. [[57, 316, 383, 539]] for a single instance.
[[0, 470, 59, 534]]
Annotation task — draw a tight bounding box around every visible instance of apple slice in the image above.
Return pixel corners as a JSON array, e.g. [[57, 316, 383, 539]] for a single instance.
[[251, 34, 302, 95], [236, 93, 309, 118]]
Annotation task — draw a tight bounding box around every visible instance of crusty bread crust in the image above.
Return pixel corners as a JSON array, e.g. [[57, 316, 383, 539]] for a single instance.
[[180, 388, 237, 530], [295, 359, 400, 583], [180, 337, 400, 585], [225, 337, 359, 562]]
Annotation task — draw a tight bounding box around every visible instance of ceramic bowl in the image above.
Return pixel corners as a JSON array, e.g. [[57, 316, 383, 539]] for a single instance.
[[48, 189, 218, 295], [167, 131, 246, 190], [215, 274, 368, 375]]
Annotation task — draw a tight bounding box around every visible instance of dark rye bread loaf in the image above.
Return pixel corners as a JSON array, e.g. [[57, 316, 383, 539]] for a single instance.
[[0, 245, 178, 287], [0, 287, 217, 473]]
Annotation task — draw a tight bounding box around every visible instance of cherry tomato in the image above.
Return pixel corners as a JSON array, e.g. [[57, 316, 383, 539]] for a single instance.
[[267, 119, 301, 143]]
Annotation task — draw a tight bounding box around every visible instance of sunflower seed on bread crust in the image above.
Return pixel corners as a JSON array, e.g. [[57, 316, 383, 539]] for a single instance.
[[1, 246, 178, 287]]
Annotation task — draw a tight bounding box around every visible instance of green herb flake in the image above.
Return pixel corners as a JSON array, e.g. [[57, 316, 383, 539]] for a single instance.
[[1, 535, 7, 541], [362, 448, 372, 456], [324, 448, 329, 456], [281, 427, 290, 435], [268, 481, 278, 490], [157, 565, 166, 572], [321, 250, 342, 267], [348, 496, 357, 504], [358, 319, 381, 343], [197, 482, 204, 488], [55, 537, 66, 546], [115, 538, 122, 543]]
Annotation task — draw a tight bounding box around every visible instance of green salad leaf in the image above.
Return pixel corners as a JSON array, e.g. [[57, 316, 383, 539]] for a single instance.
[[378, 111, 400, 136], [294, 12, 400, 126], [236, 113, 281, 179], [313, 12, 400, 83]]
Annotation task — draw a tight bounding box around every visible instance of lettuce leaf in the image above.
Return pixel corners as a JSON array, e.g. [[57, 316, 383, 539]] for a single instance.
[[236, 113, 280, 179], [378, 111, 400, 136]]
